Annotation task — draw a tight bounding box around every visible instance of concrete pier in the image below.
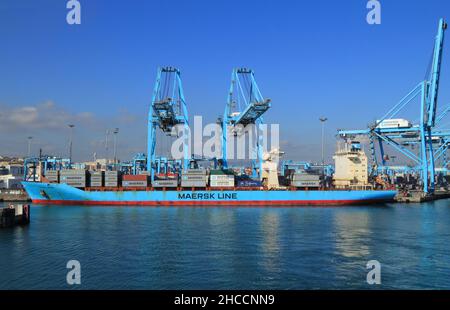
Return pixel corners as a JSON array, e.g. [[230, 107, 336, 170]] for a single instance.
[[0, 204, 30, 228], [395, 189, 450, 203]]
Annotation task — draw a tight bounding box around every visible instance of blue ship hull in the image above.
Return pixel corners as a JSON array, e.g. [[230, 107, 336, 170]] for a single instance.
[[22, 182, 397, 206]]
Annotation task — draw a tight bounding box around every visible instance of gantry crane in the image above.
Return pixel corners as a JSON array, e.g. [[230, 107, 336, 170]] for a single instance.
[[221, 68, 271, 179], [338, 18, 447, 193], [147, 67, 189, 181]]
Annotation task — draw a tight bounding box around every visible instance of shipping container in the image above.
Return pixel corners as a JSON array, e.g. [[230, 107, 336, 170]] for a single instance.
[[376, 118, 412, 129], [210, 175, 235, 181], [105, 178, 119, 182], [210, 181, 235, 187], [152, 179, 178, 187], [88, 171, 103, 176], [209, 169, 234, 175], [45, 170, 59, 183], [292, 181, 320, 187], [236, 179, 262, 187], [183, 169, 206, 175], [181, 180, 207, 187], [105, 182, 118, 187], [122, 175, 148, 181], [61, 181, 86, 188], [122, 180, 147, 187], [105, 171, 120, 179], [60, 177, 86, 182], [60, 169, 86, 175], [181, 175, 207, 181], [292, 174, 321, 182], [156, 173, 178, 178]]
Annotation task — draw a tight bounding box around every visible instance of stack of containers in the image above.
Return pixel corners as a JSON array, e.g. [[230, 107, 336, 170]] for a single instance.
[[89, 171, 103, 187], [59, 169, 87, 188], [45, 170, 59, 183], [105, 171, 120, 187], [122, 174, 148, 188], [181, 169, 207, 187], [209, 169, 235, 187]]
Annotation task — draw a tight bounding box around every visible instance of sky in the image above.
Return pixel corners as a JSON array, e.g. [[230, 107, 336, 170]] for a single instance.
[[0, 0, 450, 164]]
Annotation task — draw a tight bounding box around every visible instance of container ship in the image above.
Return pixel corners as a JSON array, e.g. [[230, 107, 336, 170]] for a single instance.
[[21, 181, 396, 206], [21, 146, 397, 206]]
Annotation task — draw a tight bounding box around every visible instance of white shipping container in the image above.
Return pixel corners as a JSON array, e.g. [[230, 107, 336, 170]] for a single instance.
[[60, 170, 86, 174], [105, 171, 120, 176], [61, 177, 86, 181], [376, 118, 412, 129], [292, 181, 320, 187], [293, 174, 320, 182], [210, 180, 235, 187], [182, 175, 207, 181], [184, 169, 206, 175], [210, 175, 234, 181], [152, 180, 178, 187], [181, 181, 207, 187]]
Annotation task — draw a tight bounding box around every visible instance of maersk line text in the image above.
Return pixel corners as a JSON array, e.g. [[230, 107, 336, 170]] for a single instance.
[[177, 193, 238, 200]]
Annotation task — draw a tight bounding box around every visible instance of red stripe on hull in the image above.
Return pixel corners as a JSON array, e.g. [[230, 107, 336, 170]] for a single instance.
[[32, 199, 391, 206]]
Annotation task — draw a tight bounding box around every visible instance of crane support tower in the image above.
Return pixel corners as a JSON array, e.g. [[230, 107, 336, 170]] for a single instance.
[[147, 67, 189, 181], [338, 18, 447, 193], [221, 68, 271, 179]]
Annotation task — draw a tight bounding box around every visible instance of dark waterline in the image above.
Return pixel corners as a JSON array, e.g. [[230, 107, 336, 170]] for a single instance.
[[1, 200, 450, 289]]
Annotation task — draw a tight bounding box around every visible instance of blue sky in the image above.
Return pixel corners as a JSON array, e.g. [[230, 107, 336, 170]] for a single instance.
[[0, 0, 449, 163]]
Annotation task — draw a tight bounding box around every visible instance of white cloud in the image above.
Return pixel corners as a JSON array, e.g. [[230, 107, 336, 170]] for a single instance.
[[0, 101, 147, 161]]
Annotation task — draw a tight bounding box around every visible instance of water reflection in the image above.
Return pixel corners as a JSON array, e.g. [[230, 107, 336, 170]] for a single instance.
[[333, 210, 371, 258], [259, 211, 281, 273]]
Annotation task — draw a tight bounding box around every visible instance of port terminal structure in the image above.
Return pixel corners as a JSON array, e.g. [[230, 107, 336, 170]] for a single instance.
[[147, 67, 188, 182], [338, 18, 449, 194], [24, 156, 71, 182], [221, 68, 271, 180]]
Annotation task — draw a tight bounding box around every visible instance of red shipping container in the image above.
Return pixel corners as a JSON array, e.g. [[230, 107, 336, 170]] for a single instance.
[[156, 173, 178, 179], [122, 175, 148, 181]]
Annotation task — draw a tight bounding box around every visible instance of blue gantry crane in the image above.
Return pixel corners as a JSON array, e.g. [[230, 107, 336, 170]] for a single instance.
[[147, 67, 189, 181], [221, 68, 271, 179], [338, 18, 447, 193]]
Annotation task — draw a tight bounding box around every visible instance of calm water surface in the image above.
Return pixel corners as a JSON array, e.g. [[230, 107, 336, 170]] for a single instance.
[[1, 200, 450, 289]]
